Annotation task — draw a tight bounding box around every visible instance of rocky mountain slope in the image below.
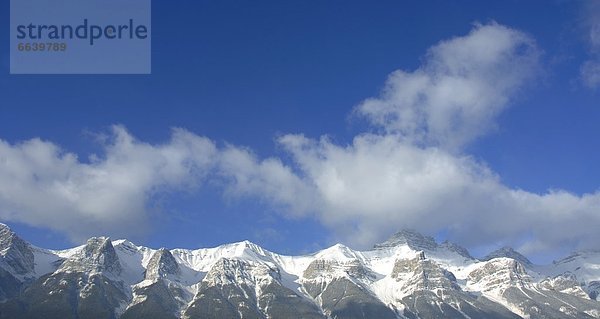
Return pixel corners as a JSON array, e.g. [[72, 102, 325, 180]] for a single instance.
[[0, 224, 598, 318]]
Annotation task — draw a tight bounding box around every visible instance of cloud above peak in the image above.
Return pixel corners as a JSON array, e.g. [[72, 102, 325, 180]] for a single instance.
[[274, 131, 600, 254], [356, 23, 540, 150]]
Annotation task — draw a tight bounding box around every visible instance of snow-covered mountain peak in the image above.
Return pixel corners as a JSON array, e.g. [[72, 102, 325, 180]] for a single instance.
[[1, 226, 599, 318], [467, 257, 531, 293], [204, 257, 279, 287], [390, 252, 459, 294], [373, 229, 438, 251], [440, 240, 473, 259], [168, 239, 278, 275], [539, 272, 590, 299], [483, 246, 532, 266], [112, 239, 139, 251], [303, 258, 374, 282], [59, 236, 122, 275], [545, 249, 600, 300], [216, 240, 272, 260], [315, 243, 360, 261], [145, 248, 181, 281]]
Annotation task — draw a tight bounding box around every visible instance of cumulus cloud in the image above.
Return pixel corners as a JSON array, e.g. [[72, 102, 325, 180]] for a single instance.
[[0, 125, 311, 241], [0, 125, 218, 241], [258, 23, 599, 252], [356, 23, 540, 150], [217, 145, 317, 216], [1, 23, 599, 255], [275, 133, 600, 252], [580, 0, 600, 89]]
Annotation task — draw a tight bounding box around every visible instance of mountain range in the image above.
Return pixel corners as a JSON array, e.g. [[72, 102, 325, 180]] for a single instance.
[[0, 223, 598, 319]]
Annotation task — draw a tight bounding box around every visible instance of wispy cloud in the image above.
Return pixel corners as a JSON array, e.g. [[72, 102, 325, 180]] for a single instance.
[[580, 0, 600, 89], [355, 23, 540, 150]]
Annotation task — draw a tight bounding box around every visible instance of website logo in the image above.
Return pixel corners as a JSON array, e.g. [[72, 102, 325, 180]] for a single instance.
[[10, 0, 151, 74]]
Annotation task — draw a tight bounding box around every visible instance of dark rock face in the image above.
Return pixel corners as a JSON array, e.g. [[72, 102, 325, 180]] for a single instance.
[[0, 224, 35, 302], [185, 284, 256, 319], [0, 266, 22, 301], [121, 280, 184, 319], [184, 258, 325, 319], [0, 224, 34, 277], [302, 258, 396, 319], [256, 281, 324, 319], [588, 280, 600, 300], [303, 277, 397, 319], [0, 271, 128, 319]]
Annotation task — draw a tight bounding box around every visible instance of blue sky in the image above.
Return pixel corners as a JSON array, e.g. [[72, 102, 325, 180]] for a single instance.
[[0, 0, 599, 263]]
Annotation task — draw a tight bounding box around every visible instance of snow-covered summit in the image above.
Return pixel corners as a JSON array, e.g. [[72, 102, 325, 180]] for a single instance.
[[59, 236, 122, 275], [373, 229, 439, 251], [0, 223, 598, 318], [483, 246, 533, 266], [145, 248, 181, 281]]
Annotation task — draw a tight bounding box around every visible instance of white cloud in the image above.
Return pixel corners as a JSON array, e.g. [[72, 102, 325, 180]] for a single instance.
[[275, 133, 600, 252], [256, 23, 599, 252], [0, 125, 218, 241], [0, 125, 312, 241], [356, 23, 539, 150], [217, 145, 318, 216]]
